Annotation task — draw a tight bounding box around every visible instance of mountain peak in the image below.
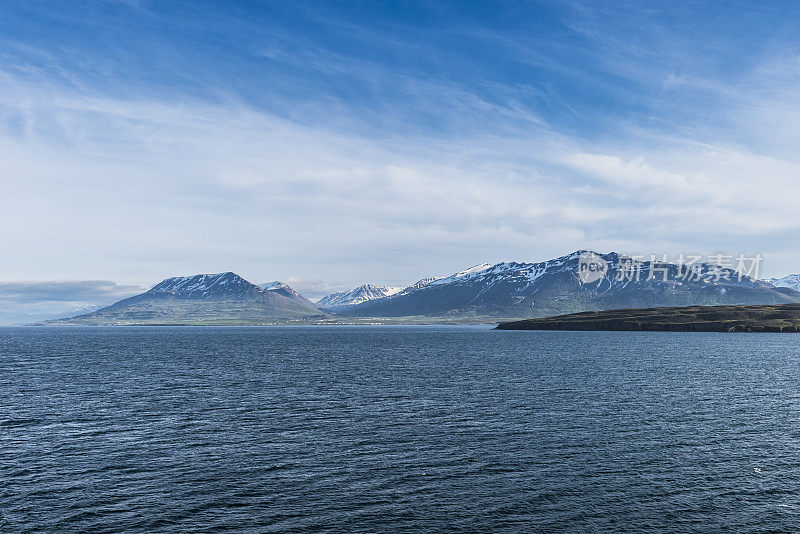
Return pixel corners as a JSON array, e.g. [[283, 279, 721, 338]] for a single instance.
[[147, 272, 261, 300]]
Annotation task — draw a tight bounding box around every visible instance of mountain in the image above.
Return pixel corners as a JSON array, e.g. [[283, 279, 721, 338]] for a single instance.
[[317, 278, 439, 309], [47, 272, 324, 325], [259, 281, 318, 308], [339, 251, 800, 320], [317, 284, 404, 309], [766, 274, 800, 292]]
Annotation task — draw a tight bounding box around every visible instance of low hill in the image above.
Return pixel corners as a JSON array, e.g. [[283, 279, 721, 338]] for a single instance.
[[495, 303, 800, 332]]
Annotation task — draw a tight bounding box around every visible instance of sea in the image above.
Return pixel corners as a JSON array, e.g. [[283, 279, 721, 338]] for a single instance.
[[2, 326, 800, 532]]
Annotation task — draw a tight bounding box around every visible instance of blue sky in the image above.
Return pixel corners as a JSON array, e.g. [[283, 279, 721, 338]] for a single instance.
[[2, 1, 800, 320]]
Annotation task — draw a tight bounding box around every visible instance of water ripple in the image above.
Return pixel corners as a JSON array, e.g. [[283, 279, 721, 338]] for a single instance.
[[2, 326, 800, 532]]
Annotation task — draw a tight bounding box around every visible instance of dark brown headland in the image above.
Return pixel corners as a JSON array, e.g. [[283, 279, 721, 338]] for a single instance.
[[495, 303, 800, 332]]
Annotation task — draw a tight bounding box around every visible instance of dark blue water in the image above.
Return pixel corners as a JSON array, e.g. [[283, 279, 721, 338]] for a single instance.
[[2, 326, 800, 532]]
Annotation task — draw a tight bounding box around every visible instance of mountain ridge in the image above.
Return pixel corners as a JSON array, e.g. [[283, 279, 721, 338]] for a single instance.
[[42, 251, 800, 325], [337, 251, 800, 319]]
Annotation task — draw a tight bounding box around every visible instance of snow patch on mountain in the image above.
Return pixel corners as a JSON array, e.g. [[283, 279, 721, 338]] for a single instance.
[[428, 255, 581, 291], [260, 281, 287, 291], [431, 263, 492, 285], [148, 272, 255, 298]]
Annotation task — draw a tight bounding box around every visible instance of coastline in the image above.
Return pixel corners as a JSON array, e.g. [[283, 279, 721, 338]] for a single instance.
[[496, 303, 800, 332]]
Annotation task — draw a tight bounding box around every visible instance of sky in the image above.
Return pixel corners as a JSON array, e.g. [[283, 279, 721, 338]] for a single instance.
[[2, 0, 800, 322]]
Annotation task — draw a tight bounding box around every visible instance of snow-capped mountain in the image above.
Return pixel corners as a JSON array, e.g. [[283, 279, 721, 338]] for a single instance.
[[49, 272, 323, 325], [318, 284, 404, 309], [339, 251, 800, 319], [766, 274, 800, 292]]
